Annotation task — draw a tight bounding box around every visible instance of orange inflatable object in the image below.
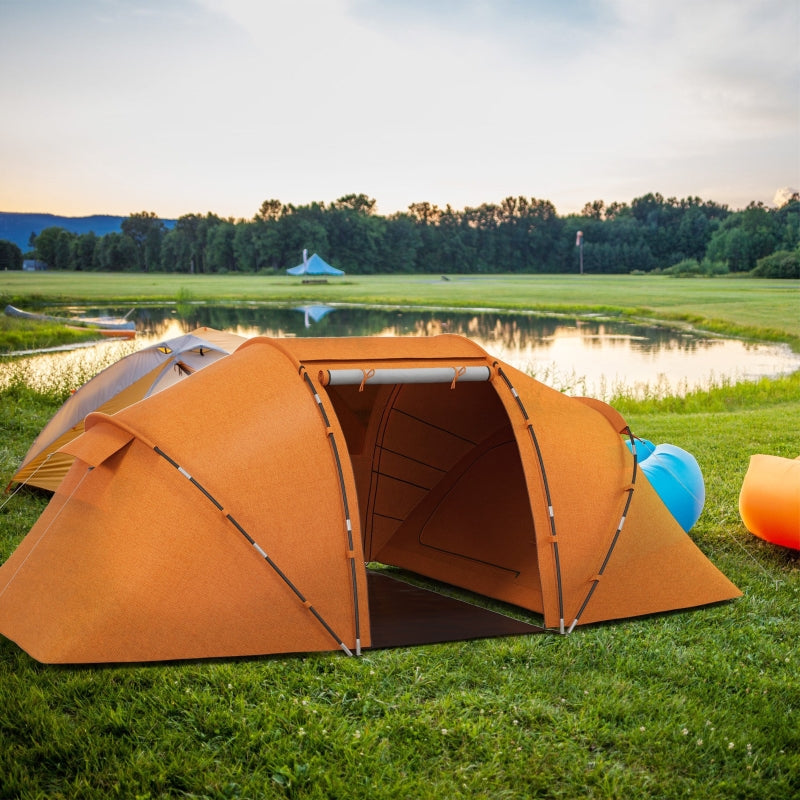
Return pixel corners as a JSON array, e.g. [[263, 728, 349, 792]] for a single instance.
[[0, 335, 741, 663], [739, 454, 800, 550]]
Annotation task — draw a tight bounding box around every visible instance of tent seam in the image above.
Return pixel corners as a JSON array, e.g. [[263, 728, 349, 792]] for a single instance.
[[151, 443, 354, 657], [300, 367, 364, 656], [494, 364, 566, 634]]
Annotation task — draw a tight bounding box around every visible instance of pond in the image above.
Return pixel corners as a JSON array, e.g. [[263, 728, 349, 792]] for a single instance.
[[5, 303, 800, 400]]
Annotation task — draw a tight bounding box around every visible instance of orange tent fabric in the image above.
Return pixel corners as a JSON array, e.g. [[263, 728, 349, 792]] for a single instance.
[[0, 335, 740, 663]]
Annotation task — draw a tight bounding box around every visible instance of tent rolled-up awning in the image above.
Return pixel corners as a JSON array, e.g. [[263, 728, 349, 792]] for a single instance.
[[319, 366, 492, 387]]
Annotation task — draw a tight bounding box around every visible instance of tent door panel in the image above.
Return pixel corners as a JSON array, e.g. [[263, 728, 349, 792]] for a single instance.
[[364, 383, 509, 555], [323, 379, 544, 614], [375, 449, 448, 492], [378, 409, 477, 472], [374, 428, 543, 612], [372, 382, 543, 612], [417, 438, 536, 574], [371, 473, 429, 524]]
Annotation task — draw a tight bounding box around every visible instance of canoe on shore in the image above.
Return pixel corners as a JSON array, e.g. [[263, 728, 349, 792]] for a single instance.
[[64, 325, 136, 339], [4, 304, 136, 331]]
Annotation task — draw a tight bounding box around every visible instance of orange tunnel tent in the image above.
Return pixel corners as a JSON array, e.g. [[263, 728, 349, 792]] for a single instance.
[[0, 335, 741, 663]]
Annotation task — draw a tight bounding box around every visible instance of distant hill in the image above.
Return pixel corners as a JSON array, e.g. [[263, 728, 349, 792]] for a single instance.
[[0, 212, 176, 252]]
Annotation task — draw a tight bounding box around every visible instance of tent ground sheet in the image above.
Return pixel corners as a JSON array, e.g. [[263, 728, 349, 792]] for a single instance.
[[366, 570, 544, 649]]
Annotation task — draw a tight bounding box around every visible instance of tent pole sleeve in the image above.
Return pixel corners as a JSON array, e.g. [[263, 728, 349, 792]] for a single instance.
[[152, 445, 354, 657], [319, 366, 492, 387], [567, 427, 640, 633], [494, 364, 565, 634], [301, 369, 363, 656]]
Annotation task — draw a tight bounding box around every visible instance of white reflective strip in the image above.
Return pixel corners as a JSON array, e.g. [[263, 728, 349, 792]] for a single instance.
[[618, 515, 627, 530], [346, 518, 352, 532], [548, 505, 555, 518], [325, 366, 491, 386], [253, 543, 268, 559], [178, 466, 192, 480]]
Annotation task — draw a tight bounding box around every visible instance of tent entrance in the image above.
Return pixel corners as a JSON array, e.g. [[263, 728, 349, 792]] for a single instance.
[[324, 379, 546, 621]]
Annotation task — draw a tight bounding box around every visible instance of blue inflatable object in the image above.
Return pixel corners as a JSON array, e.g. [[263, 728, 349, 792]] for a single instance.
[[627, 438, 656, 461], [627, 439, 705, 532]]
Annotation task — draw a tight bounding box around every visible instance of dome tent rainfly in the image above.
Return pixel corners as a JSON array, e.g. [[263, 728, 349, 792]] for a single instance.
[[0, 334, 740, 664], [286, 249, 344, 276], [9, 327, 246, 492]]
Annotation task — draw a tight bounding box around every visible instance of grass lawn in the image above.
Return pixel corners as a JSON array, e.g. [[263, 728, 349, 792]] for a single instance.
[[0, 274, 798, 798]]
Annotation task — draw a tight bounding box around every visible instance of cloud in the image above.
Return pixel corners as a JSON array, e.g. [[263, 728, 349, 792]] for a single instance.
[[774, 187, 799, 206], [0, 0, 796, 217]]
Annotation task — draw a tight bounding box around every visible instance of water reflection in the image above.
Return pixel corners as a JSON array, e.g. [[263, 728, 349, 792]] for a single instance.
[[295, 305, 336, 328], [5, 304, 800, 400]]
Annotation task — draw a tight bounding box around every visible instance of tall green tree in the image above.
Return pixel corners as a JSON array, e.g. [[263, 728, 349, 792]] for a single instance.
[[71, 232, 99, 270], [247, 199, 287, 269], [461, 203, 500, 273], [32, 227, 65, 268], [232, 222, 258, 272], [121, 211, 165, 271], [326, 195, 384, 273], [0, 240, 22, 270], [273, 204, 330, 269], [94, 232, 137, 271], [436, 205, 471, 273], [706, 202, 779, 271], [164, 213, 222, 273], [255, 198, 283, 223], [772, 197, 799, 251], [407, 202, 444, 273], [381, 213, 422, 273], [206, 220, 237, 272]]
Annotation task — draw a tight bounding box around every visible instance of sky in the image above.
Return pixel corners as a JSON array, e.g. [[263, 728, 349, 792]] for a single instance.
[[1, 0, 798, 220]]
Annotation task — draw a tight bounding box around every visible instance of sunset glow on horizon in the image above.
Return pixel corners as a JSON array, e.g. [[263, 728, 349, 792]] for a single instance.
[[1, 0, 797, 221]]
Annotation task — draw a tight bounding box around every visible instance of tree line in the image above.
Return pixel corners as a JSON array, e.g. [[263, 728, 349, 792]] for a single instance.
[[1, 192, 798, 277]]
